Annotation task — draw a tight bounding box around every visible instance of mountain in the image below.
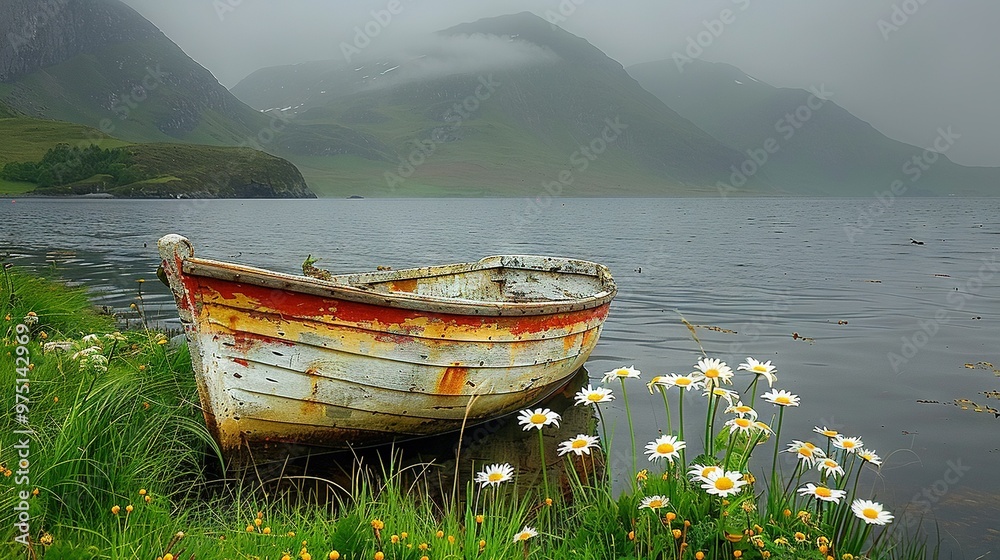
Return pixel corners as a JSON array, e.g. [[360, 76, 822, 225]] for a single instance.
[[0, 0, 391, 169], [627, 59, 998, 196], [232, 12, 757, 196]]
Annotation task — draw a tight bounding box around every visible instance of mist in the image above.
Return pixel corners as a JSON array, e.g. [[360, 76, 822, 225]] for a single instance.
[[118, 0, 1000, 167]]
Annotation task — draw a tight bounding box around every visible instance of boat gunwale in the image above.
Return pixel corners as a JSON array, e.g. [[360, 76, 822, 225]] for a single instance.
[[182, 254, 617, 316]]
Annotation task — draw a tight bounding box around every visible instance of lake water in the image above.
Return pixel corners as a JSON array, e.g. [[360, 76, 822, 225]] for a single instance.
[[2, 197, 998, 557]]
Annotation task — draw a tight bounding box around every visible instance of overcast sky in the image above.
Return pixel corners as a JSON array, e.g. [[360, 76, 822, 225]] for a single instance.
[[119, 0, 1000, 167]]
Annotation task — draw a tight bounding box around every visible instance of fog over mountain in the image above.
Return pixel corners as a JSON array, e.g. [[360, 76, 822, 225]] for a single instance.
[[93, 1, 1000, 167]]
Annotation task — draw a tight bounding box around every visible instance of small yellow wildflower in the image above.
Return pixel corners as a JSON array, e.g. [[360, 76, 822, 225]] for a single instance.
[[390, 535, 399, 544], [145, 495, 152, 503], [418, 543, 428, 551], [371, 519, 385, 530], [783, 509, 792, 517], [420, 557, 428, 560], [302, 553, 312, 560], [111, 505, 120, 515], [447, 535, 455, 544], [164, 555, 174, 560], [32, 488, 39, 496], [545, 497, 553, 506], [374, 552, 384, 560], [246, 525, 254, 533], [139, 489, 147, 496], [672, 529, 682, 539], [40, 533, 53, 546], [476, 514, 484, 523], [734, 551, 743, 558], [287, 532, 296, 537], [281, 555, 291, 560], [125, 504, 133, 514], [726, 533, 742, 543], [263, 527, 271, 535], [478, 539, 486, 550], [400, 532, 408, 539], [328, 552, 340, 560], [255, 518, 262, 527], [696, 553, 706, 560], [762, 552, 771, 559], [436, 530, 444, 538], [636, 469, 648, 482], [628, 531, 635, 541], [794, 532, 807, 543], [665, 512, 676, 522]]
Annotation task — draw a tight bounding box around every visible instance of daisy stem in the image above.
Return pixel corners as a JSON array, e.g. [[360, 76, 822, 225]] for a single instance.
[[620, 378, 637, 478], [658, 386, 672, 436], [595, 405, 611, 485], [538, 429, 551, 504], [677, 392, 687, 466], [770, 407, 785, 494], [722, 431, 734, 471], [782, 461, 801, 496], [748, 376, 759, 408]]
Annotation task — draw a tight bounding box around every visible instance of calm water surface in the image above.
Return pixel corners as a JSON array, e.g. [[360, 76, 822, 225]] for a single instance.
[[2, 197, 998, 557]]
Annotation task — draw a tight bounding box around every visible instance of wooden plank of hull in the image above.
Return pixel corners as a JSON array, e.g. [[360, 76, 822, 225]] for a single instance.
[[157, 235, 616, 462]]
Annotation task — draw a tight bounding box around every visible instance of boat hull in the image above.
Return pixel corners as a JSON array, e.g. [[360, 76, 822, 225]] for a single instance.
[[157, 235, 615, 463]]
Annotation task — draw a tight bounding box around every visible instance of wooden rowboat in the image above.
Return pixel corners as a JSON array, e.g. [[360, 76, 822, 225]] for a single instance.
[[157, 234, 616, 463]]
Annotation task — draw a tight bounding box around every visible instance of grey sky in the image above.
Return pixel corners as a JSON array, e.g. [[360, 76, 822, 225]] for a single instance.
[[119, 0, 1000, 167]]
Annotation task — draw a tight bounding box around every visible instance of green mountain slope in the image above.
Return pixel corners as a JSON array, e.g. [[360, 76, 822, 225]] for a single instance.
[[0, 0, 391, 175], [627, 59, 999, 196], [0, 114, 314, 198], [232, 12, 756, 196]]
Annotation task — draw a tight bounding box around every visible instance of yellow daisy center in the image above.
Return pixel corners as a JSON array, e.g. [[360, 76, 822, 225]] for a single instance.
[[862, 507, 879, 520], [572, 439, 587, 449], [705, 368, 719, 378], [518, 533, 531, 541], [488, 472, 503, 482], [735, 418, 751, 428], [715, 477, 734, 491], [615, 369, 628, 376], [843, 441, 857, 448], [815, 487, 832, 498], [803, 442, 817, 449], [736, 406, 751, 413], [587, 393, 603, 402], [799, 448, 813, 457], [752, 365, 767, 373], [656, 443, 675, 454], [675, 378, 692, 386], [530, 413, 547, 424], [775, 396, 792, 405], [648, 499, 663, 509], [823, 430, 837, 437], [824, 460, 837, 468]]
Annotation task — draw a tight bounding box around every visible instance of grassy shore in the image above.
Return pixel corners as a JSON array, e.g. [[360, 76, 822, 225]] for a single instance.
[[0, 268, 936, 559]]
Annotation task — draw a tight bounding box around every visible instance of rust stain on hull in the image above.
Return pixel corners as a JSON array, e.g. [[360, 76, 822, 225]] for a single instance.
[[437, 366, 469, 395]]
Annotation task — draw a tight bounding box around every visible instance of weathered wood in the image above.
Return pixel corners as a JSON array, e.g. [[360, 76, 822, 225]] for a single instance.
[[157, 234, 617, 464]]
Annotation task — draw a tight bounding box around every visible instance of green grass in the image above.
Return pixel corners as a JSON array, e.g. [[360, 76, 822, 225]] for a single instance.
[[0, 270, 936, 559]]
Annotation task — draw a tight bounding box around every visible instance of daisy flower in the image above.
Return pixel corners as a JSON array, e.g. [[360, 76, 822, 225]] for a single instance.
[[832, 436, 864, 453], [700, 470, 748, 497], [654, 373, 704, 391], [475, 463, 514, 488], [816, 458, 845, 478], [797, 483, 846, 504], [695, 358, 733, 388], [784, 440, 825, 467], [644, 435, 685, 462], [517, 408, 561, 431], [704, 387, 739, 406], [638, 495, 669, 511], [851, 499, 894, 525], [557, 434, 600, 456], [724, 416, 755, 435], [753, 421, 773, 433], [574, 385, 614, 406], [858, 449, 882, 466], [737, 357, 777, 386], [688, 464, 723, 483], [725, 401, 758, 420], [601, 366, 641, 384], [512, 526, 538, 542], [760, 389, 800, 407], [813, 426, 840, 439]]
